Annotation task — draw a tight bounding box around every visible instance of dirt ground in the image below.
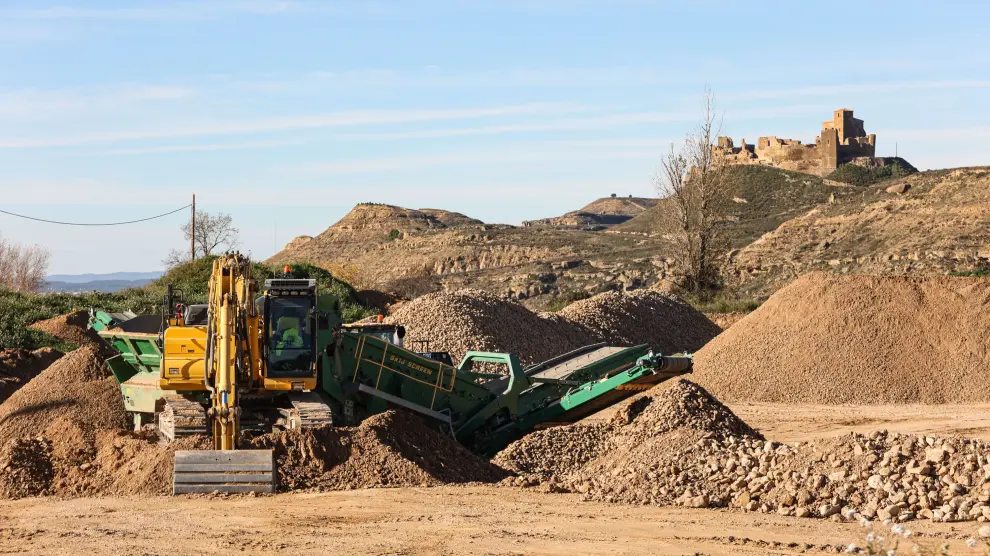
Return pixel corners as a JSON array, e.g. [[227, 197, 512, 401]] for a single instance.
[[3, 402, 990, 555], [0, 486, 983, 556]]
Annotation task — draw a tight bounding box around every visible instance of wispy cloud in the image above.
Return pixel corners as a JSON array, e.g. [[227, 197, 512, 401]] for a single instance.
[[0, 102, 587, 148], [8, 1, 317, 21], [725, 80, 990, 100], [293, 148, 658, 175], [303, 66, 677, 89], [0, 83, 195, 120], [96, 139, 300, 155]]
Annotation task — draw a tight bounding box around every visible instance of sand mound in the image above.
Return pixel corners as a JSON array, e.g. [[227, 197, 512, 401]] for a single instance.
[[29, 310, 101, 347], [0, 345, 129, 448], [389, 289, 719, 365], [557, 290, 720, 354], [253, 410, 508, 491], [692, 273, 990, 403], [387, 289, 592, 365], [0, 348, 62, 403]]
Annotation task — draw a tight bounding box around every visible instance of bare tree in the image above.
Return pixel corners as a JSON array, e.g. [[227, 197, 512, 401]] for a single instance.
[[163, 211, 239, 268], [655, 88, 732, 291], [0, 235, 50, 293]]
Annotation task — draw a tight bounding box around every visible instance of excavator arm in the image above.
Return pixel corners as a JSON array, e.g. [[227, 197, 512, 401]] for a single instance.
[[172, 254, 275, 494]]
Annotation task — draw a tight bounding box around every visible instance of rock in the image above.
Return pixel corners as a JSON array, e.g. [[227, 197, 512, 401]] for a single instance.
[[878, 505, 901, 520], [886, 183, 910, 194], [819, 504, 841, 518], [926, 447, 949, 464], [980, 525, 990, 538], [689, 494, 710, 508], [795, 507, 811, 518]]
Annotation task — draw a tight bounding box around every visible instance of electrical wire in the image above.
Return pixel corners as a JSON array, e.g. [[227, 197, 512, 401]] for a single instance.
[[0, 204, 192, 226]]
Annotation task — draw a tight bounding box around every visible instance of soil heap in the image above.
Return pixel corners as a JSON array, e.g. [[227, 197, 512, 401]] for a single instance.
[[0, 347, 62, 403], [388, 289, 718, 365], [29, 310, 101, 347], [252, 410, 507, 491], [692, 273, 990, 404], [496, 379, 990, 524]]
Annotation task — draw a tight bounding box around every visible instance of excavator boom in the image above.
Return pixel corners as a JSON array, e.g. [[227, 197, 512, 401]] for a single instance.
[[170, 254, 275, 494]]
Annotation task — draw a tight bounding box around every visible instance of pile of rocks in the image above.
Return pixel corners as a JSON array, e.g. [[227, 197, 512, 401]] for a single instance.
[[495, 379, 990, 523], [389, 288, 719, 365]]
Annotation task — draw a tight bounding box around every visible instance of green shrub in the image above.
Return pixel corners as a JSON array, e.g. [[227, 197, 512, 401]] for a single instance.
[[387, 229, 401, 241], [0, 259, 377, 350], [827, 160, 915, 186]]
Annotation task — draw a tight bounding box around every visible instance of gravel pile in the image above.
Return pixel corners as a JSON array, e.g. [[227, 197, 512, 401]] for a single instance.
[[558, 290, 720, 353], [497, 378, 990, 523], [389, 289, 719, 365], [29, 310, 101, 347], [0, 347, 62, 403], [387, 289, 592, 365], [693, 273, 990, 403], [252, 410, 508, 491]]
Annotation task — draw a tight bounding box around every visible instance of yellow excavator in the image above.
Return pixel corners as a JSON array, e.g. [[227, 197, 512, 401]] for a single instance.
[[159, 253, 331, 494]]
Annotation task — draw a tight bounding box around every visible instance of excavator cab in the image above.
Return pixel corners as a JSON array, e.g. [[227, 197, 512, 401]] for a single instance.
[[259, 278, 329, 390]]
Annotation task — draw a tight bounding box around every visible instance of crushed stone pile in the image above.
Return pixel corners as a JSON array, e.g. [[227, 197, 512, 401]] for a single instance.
[[496, 379, 990, 523], [29, 310, 102, 347], [557, 290, 721, 354], [0, 347, 62, 403], [252, 410, 508, 491], [692, 273, 990, 404], [387, 289, 592, 365], [389, 289, 719, 365]]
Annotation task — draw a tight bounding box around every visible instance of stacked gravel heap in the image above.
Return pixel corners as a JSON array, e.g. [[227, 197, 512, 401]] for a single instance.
[[496, 379, 990, 523], [388, 289, 592, 365], [29, 310, 102, 347], [693, 273, 990, 403], [389, 288, 719, 365], [558, 290, 720, 353]]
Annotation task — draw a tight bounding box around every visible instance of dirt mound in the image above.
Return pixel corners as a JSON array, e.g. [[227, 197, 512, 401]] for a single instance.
[[557, 290, 720, 354], [29, 310, 102, 347], [693, 273, 990, 404], [252, 410, 507, 491], [331, 204, 451, 232], [387, 289, 592, 365], [0, 437, 54, 498], [389, 289, 719, 366], [0, 344, 129, 447], [0, 348, 62, 403]]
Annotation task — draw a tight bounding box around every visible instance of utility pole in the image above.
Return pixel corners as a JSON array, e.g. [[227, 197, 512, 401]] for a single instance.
[[190, 194, 196, 261]]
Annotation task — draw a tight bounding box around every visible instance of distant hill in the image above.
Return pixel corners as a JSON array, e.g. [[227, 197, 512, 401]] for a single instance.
[[617, 166, 850, 249], [267, 202, 676, 308], [42, 271, 163, 293], [523, 196, 659, 229], [46, 271, 162, 284], [729, 166, 990, 296]]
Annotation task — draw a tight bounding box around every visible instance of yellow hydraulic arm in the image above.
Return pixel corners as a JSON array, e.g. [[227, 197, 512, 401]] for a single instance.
[[171, 253, 274, 495]]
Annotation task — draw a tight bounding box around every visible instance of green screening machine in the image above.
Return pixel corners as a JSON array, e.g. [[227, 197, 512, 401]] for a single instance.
[[92, 306, 692, 457]]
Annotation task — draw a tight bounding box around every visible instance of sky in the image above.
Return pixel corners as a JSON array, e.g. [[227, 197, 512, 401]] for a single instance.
[[0, 0, 987, 275]]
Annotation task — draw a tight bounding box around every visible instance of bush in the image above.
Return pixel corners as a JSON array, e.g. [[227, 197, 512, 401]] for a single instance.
[[543, 289, 592, 312], [827, 160, 915, 186], [0, 259, 377, 350], [387, 229, 401, 241]]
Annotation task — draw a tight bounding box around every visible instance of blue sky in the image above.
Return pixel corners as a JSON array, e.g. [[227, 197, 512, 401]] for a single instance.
[[0, 0, 987, 274]]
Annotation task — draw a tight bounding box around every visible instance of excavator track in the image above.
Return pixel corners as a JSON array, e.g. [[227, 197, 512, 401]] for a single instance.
[[157, 396, 208, 442], [283, 392, 334, 429]]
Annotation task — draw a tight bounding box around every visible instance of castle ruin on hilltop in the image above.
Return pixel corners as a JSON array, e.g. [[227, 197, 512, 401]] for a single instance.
[[714, 108, 877, 176]]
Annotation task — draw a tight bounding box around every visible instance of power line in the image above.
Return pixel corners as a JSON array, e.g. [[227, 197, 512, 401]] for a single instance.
[[0, 203, 192, 226]]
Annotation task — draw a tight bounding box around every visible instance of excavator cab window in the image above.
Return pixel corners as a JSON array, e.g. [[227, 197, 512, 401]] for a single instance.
[[266, 296, 316, 378]]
